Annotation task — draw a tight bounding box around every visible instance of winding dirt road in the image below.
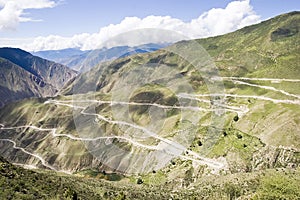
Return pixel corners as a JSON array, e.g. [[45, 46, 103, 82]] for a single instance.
[[44, 100, 225, 169], [0, 138, 57, 171], [222, 77, 300, 82], [1, 76, 299, 173]]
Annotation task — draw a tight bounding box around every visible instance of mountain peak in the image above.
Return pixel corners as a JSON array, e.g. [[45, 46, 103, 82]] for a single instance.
[[0, 47, 32, 59]]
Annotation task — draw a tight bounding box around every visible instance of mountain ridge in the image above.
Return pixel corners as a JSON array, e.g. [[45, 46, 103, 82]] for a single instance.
[[32, 43, 170, 71], [0, 48, 77, 107]]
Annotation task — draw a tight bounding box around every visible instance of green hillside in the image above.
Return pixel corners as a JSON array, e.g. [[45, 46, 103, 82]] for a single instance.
[[197, 11, 300, 78], [1, 156, 300, 199]]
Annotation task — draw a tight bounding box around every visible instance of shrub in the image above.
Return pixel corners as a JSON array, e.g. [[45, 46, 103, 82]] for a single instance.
[[137, 178, 143, 185], [233, 115, 239, 122], [224, 183, 241, 200], [236, 133, 243, 139]]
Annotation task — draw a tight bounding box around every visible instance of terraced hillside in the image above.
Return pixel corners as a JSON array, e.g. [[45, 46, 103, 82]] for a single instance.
[[0, 11, 299, 199]]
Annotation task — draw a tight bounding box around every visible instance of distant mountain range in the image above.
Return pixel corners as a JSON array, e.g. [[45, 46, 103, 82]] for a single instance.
[[32, 43, 170, 72], [0, 48, 77, 107]]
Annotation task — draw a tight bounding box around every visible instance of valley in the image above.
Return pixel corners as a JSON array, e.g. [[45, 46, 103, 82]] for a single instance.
[[0, 11, 299, 199]]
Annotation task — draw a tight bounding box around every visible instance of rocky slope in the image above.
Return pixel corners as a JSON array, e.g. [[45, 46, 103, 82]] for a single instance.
[[0, 48, 77, 107]]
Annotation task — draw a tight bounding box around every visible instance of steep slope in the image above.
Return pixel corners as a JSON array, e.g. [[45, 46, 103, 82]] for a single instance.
[[0, 48, 77, 89], [1, 155, 299, 199], [196, 11, 300, 78], [0, 11, 299, 196], [0, 58, 57, 107], [0, 48, 77, 106]]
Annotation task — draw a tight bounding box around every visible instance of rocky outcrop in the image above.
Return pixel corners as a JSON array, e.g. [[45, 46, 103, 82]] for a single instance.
[[251, 146, 300, 170]]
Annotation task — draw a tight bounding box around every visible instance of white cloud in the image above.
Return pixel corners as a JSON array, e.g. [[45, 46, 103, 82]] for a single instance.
[[11, 0, 261, 51], [0, 0, 56, 31]]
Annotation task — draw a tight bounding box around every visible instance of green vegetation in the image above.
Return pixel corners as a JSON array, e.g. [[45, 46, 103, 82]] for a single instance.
[[197, 12, 300, 79], [254, 170, 300, 199], [0, 156, 102, 199], [1, 156, 300, 199]]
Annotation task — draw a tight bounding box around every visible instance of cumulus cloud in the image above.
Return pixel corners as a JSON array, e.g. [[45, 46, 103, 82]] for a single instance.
[[24, 0, 260, 51], [0, 0, 56, 31]]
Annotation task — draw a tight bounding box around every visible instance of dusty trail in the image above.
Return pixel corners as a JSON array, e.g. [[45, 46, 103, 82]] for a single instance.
[[178, 93, 300, 105], [46, 99, 237, 113], [177, 93, 249, 114], [180, 76, 300, 105], [0, 138, 57, 171], [1, 124, 54, 131], [222, 77, 300, 82], [0, 125, 158, 152], [52, 130, 159, 150], [232, 80, 300, 99]]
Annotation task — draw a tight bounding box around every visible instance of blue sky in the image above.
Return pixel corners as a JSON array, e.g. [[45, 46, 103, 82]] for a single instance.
[[0, 0, 299, 51]]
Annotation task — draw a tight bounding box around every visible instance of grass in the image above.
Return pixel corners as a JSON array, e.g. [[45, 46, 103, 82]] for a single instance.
[[1, 147, 300, 199], [253, 169, 300, 199], [207, 128, 264, 171]]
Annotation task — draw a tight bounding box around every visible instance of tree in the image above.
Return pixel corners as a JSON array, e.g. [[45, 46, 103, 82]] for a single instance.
[[137, 178, 143, 184], [233, 115, 239, 122]]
